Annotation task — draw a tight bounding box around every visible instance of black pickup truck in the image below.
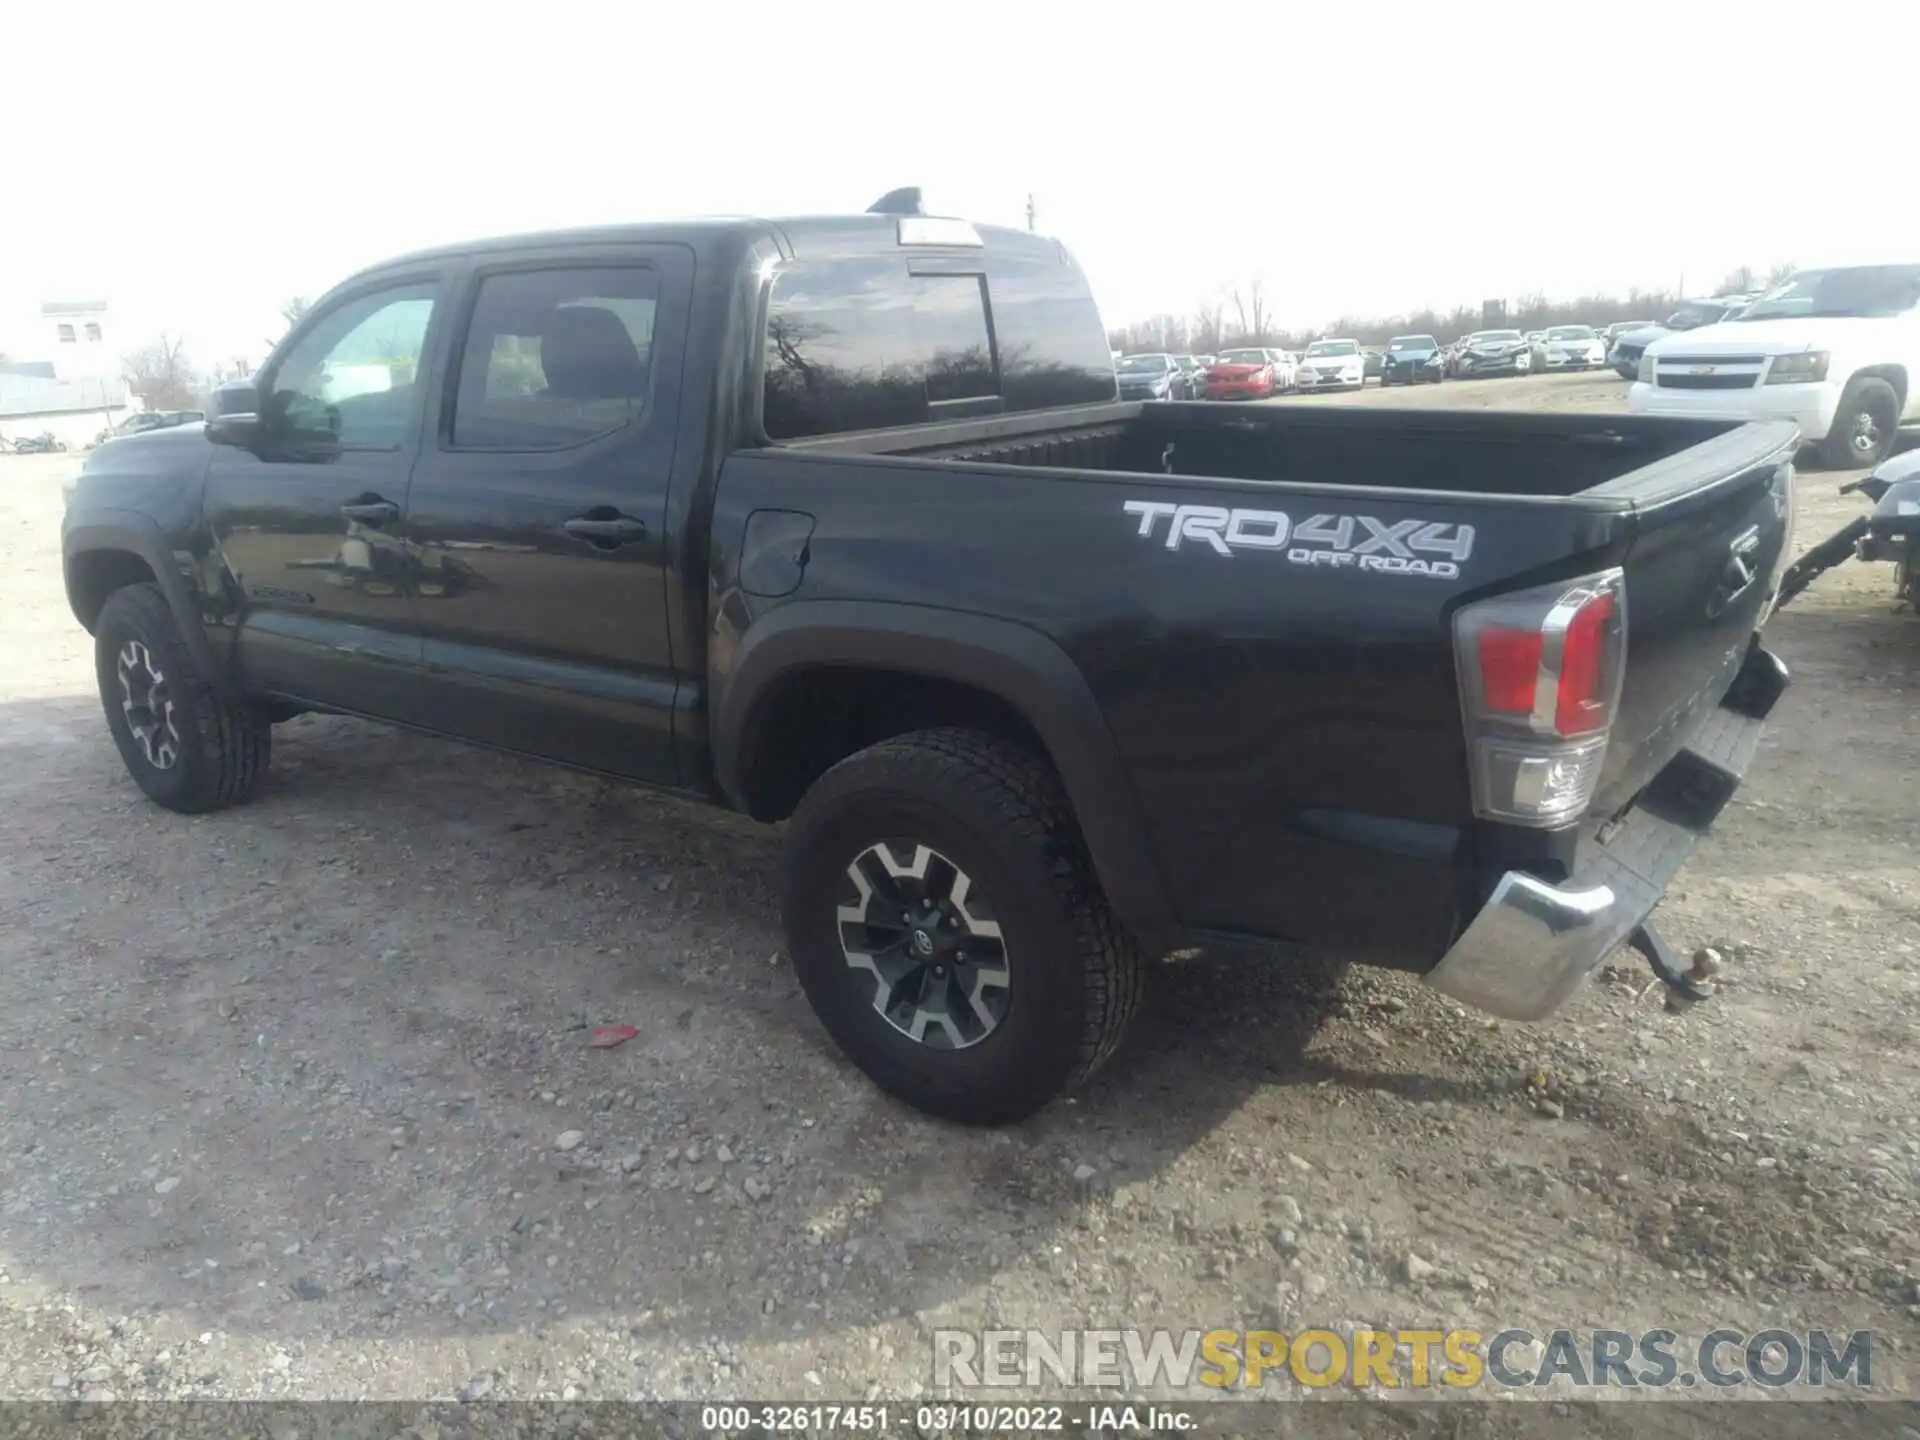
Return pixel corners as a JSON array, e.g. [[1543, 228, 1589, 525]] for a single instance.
[[63, 191, 1796, 1124]]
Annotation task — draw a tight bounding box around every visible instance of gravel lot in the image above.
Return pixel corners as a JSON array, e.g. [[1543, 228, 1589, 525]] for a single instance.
[[3, 372, 1917, 1414]]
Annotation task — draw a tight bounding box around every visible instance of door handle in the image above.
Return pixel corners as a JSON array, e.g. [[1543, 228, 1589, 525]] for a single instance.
[[340, 499, 399, 525], [563, 514, 649, 545]]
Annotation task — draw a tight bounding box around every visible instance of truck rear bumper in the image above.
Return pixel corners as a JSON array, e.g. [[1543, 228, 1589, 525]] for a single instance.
[[1425, 644, 1787, 1021]]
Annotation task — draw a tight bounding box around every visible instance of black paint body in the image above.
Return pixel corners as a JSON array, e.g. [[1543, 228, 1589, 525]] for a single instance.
[[62, 213, 1796, 972]]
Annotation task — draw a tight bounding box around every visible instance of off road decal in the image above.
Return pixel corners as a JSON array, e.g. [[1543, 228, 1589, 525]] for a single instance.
[[1122, 500, 1475, 579]]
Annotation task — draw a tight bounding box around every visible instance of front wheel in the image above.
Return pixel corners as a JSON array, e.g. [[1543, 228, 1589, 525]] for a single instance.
[[1819, 378, 1899, 470], [782, 729, 1145, 1125], [94, 583, 272, 813]]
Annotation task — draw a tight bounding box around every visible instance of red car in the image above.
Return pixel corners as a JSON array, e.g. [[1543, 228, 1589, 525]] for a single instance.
[[1203, 347, 1277, 401]]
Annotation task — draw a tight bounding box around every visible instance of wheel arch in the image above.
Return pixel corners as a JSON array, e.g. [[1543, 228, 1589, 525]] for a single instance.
[[64, 511, 223, 691], [1848, 363, 1909, 415], [715, 601, 1183, 954]]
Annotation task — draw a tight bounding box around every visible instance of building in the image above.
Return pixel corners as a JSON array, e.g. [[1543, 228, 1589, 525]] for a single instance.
[[0, 299, 136, 448], [39, 300, 118, 380], [0, 370, 132, 449]]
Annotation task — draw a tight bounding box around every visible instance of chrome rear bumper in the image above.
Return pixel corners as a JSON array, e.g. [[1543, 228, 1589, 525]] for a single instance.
[[1425, 646, 1786, 1022]]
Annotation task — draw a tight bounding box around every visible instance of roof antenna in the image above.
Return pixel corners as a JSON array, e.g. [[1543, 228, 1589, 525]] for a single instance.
[[866, 186, 924, 217]]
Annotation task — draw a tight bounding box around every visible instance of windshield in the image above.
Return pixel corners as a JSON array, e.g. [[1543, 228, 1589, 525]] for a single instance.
[[1387, 336, 1435, 351], [1548, 326, 1595, 340], [1216, 349, 1267, 365], [1117, 355, 1170, 373], [1305, 340, 1359, 357], [1735, 266, 1920, 321], [1470, 331, 1522, 343], [1666, 304, 1733, 328]]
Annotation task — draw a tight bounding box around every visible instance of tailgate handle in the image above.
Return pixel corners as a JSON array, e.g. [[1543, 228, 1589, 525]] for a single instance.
[[1709, 526, 1762, 617]]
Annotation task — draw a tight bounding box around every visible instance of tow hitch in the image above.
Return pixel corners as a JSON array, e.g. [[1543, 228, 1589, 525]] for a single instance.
[[1628, 920, 1717, 1006], [1775, 462, 1920, 611], [1775, 516, 1869, 609]]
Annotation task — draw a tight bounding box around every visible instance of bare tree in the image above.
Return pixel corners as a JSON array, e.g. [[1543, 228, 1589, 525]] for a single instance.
[[123, 334, 200, 411], [263, 296, 313, 352], [1228, 280, 1271, 344], [1764, 261, 1797, 288], [1714, 265, 1758, 297], [1115, 260, 1795, 355], [1191, 298, 1226, 353]]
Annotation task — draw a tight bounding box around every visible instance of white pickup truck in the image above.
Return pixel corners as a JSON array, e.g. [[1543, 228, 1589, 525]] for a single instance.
[[1627, 263, 1920, 468]]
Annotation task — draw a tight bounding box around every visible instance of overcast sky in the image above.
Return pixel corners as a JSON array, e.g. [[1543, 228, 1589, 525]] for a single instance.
[[3, 0, 1914, 369]]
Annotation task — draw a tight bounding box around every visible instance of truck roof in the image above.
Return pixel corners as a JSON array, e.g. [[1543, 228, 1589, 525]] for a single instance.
[[343, 211, 1072, 285]]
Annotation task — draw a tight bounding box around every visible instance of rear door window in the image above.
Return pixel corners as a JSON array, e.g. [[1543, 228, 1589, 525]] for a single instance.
[[450, 267, 657, 450]]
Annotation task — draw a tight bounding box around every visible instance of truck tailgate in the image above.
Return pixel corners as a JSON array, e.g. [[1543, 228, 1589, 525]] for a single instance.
[[1588, 423, 1797, 817]]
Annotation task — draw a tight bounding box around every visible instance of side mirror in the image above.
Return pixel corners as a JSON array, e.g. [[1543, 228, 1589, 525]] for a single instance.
[[205, 382, 263, 449]]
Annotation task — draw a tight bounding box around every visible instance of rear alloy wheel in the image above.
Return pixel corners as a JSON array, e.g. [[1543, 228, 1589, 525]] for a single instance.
[[835, 841, 1011, 1050], [783, 729, 1144, 1125], [1818, 377, 1898, 470]]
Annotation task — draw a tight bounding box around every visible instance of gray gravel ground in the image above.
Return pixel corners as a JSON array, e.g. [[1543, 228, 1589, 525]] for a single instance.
[[2, 372, 1916, 1415]]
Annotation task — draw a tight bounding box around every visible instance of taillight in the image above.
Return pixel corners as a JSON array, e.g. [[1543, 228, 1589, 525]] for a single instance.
[[1453, 569, 1627, 826]]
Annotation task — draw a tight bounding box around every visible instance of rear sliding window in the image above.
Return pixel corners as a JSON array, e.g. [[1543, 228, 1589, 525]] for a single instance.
[[761, 250, 1118, 441]]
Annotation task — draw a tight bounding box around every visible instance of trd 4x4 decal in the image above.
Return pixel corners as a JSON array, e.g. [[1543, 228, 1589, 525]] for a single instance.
[[1122, 499, 1475, 579]]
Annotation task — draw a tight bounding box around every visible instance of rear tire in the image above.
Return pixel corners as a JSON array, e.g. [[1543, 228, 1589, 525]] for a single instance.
[[782, 729, 1145, 1125], [94, 583, 271, 814], [1818, 377, 1899, 470]]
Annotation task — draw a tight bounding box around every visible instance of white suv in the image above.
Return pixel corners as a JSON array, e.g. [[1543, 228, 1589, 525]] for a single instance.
[[1627, 263, 1920, 469]]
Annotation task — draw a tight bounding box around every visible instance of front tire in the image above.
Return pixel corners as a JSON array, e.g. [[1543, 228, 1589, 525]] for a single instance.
[[94, 584, 271, 814], [1819, 378, 1899, 469], [782, 729, 1145, 1125]]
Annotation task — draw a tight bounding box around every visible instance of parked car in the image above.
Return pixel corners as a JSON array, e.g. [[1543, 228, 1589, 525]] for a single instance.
[[1533, 325, 1608, 373], [1170, 355, 1207, 400], [1115, 352, 1184, 402], [8, 431, 66, 454], [1264, 349, 1297, 392], [1609, 298, 1758, 379], [1453, 330, 1533, 378], [1362, 348, 1386, 381], [95, 409, 206, 447], [1379, 334, 1446, 386], [1203, 348, 1278, 400], [1295, 338, 1366, 391], [1628, 262, 1920, 469], [61, 192, 1797, 1125], [1604, 320, 1653, 345]]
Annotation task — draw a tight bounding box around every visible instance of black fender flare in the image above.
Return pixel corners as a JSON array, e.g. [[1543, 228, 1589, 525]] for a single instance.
[[63, 510, 224, 691], [714, 600, 1184, 955]]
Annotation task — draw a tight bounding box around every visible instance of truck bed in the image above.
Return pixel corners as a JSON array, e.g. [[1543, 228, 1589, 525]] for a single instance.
[[783, 400, 1758, 502], [721, 401, 1797, 969]]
